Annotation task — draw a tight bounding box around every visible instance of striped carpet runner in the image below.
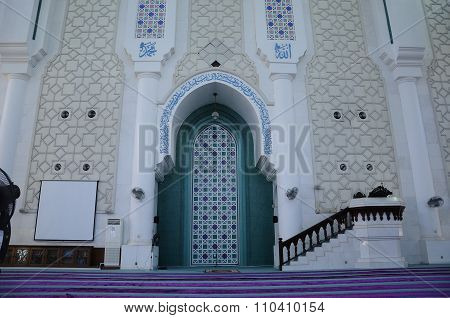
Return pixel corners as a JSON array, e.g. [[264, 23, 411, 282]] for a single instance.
[[1, 267, 450, 298]]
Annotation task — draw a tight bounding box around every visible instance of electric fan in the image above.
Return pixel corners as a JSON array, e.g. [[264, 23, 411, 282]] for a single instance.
[[0, 168, 21, 261]]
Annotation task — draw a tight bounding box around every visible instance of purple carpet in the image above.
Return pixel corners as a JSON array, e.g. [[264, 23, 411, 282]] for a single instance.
[[1, 267, 450, 298]]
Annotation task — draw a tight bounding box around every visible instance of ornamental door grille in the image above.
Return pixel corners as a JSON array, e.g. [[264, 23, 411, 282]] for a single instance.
[[191, 124, 239, 265]]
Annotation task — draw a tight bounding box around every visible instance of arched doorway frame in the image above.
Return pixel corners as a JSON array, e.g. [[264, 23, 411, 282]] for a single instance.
[[158, 71, 273, 161], [157, 104, 275, 267]]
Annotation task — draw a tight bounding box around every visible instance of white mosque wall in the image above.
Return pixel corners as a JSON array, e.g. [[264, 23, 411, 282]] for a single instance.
[[0, 0, 449, 265]]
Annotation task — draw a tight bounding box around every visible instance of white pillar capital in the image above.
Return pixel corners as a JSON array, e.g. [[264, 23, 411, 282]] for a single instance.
[[0, 42, 31, 75], [394, 46, 425, 66], [395, 76, 418, 84], [136, 71, 161, 81], [268, 62, 297, 80], [270, 73, 294, 81], [380, 46, 426, 81], [392, 47, 425, 81], [6, 73, 30, 81], [134, 61, 162, 77], [393, 68, 423, 82]]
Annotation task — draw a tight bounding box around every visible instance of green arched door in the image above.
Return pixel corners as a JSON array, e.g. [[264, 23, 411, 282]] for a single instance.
[[158, 105, 274, 267]]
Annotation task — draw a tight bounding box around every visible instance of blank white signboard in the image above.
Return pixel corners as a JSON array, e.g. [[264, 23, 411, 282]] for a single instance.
[[35, 181, 98, 241]]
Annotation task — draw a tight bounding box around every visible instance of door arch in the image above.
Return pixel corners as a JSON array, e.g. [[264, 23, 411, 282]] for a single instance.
[[158, 104, 274, 267]]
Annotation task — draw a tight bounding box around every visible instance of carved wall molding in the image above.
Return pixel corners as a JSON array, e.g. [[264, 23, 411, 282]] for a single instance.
[[24, 0, 124, 213], [160, 71, 272, 155], [306, 0, 399, 212]]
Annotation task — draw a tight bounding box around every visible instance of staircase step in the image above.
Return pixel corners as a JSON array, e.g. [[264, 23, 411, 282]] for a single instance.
[[314, 255, 330, 265], [313, 246, 325, 257], [291, 256, 309, 266], [323, 243, 334, 252], [329, 238, 341, 248], [338, 233, 348, 242], [285, 231, 360, 271], [2, 267, 450, 297], [306, 251, 317, 261]]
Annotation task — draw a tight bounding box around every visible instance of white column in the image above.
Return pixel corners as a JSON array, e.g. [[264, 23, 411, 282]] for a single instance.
[[121, 72, 160, 270], [396, 76, 442, 239], [0, 73, 29, 174], [271, 73, 301, 240]]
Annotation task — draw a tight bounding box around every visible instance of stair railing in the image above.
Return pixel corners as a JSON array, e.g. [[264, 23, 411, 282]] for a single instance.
[[278, 205, 404, 270]]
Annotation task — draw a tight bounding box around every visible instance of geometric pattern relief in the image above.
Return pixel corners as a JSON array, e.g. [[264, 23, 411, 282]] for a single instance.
[[192, 124, 239, 265], [306, 0, 399, 212], [174, 0, 258, 86], [24, 0, 124, 213], [423, 0, 450, 195], [135, 0, 166, 39], [265, 0, 296, 40]]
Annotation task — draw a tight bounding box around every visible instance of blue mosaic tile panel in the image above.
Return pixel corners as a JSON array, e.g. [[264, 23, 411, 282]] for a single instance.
[[265, 0, 296, 40], [191, 124, 239, 266], [135, 0, 166, 39]]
